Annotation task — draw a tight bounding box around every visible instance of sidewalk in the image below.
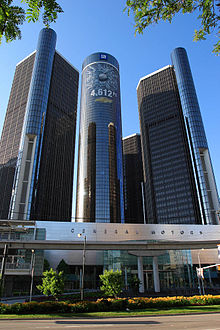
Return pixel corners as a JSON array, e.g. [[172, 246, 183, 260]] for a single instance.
[[0, 297, 26, 304]]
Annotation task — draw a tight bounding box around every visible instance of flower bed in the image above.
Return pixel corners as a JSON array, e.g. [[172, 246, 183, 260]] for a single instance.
[[1, 295, 220, 314]]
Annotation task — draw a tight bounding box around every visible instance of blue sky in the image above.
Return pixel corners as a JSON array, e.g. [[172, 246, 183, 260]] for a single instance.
[[0, 0, 219, 203]]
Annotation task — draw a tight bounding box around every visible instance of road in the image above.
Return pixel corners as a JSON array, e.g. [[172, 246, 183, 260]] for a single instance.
[[1, 313, 220, 329]]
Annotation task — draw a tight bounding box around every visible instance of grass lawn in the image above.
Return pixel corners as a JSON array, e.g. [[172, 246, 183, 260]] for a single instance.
[[0, 305, 220, 319]]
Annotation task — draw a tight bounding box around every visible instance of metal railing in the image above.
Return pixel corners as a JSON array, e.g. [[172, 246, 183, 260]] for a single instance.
[[0, 262, 31, 271]]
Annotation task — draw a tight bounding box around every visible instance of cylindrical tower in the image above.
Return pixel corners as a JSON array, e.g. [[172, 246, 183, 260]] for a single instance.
[[171, 47, 219, 224], [76, 52, 124, 223], [10, 28, 57, 220]]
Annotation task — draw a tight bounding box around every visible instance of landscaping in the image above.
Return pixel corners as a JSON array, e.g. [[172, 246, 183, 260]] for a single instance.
[[1, 270, 220, 318], [1, 295, 220, 316]]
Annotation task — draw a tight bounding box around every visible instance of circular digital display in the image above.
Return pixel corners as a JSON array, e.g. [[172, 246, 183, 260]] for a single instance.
[[86, 63, 118, 92]]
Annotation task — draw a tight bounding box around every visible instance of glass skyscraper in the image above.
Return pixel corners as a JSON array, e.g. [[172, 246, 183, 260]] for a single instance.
[[123, 134, 145, 224], [0, 52, 35, 219], [137, 48, 219, 225], [76, 52, 124, 223], [0, 28, 79, 221], [171, 48, 219, 225]]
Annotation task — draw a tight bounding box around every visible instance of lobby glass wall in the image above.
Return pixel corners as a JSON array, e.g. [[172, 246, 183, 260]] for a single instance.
[[103, 250, 196, 293], [76, 53, 124, 223], [0, 227, 45, 296], [63, 249, 219, 293]]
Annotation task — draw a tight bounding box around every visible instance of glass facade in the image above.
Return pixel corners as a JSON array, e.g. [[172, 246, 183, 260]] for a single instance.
[[0, 226, 45, 296], [137, 66, 201, 224], [0, 53, 36, 219], [103, 250, 195, 293], [10, 28, 57, 220], [123, 134, 145, 224], [76, 52, 124, 223], [171, 48, 219, 225], [29, 52, 79, 221], [4, 28, 79, 221]]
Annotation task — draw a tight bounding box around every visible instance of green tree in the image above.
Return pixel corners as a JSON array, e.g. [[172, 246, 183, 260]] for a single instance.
[[43, 258, 50, 271], [37, 268, 64, 300], [128, 274, 141, 292], [56, 259, 70, 275], [99, 269, 124, 299], [0, 0, 63, 44], [125, 0, 220, 54]]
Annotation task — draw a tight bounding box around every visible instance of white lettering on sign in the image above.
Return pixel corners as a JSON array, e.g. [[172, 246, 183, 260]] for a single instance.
[[91, 89, 117, 98], [70, 226, 204, 237]]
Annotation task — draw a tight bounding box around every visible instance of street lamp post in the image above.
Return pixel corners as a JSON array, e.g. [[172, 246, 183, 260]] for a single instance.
[[29, 249, 35, 302], [0, 244, 8, 299], [197, 248, 205, 295], [78, 234, 86, 301]]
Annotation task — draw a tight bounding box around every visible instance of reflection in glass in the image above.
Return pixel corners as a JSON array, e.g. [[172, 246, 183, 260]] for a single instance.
[[76, 53, 124, 223]]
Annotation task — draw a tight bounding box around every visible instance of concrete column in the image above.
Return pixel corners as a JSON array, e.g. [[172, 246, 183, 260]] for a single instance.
[[153, 256, 160, 293], [138, 256, 144, 293]]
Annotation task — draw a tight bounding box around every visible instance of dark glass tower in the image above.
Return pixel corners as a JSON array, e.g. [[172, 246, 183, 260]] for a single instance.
[[123, 134, 145, 224], [0, 28, 79, 221], [76, 52, 124, 223], [171, 48, 219, 225], [137, 65, 202, 224], [137, 48, 219, 225], [0, 52, 36, 219]]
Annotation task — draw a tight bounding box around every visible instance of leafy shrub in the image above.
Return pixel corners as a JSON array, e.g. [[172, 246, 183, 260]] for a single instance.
[[0, 303, 9, 314], [128, 275, 141, 292], [37, 269, 64, 299], [1, 294, 220, 314], [109, 298, 128, 310], [70, 301, 92, 313], [95, 298, 112, 312], [100, 269, 123, 298]]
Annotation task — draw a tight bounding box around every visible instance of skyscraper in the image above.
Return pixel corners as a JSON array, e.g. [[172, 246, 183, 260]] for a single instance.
[[0, 52, 35, 219], [171, 48, 219, 225], [76, 52, 124, 223], [0, 28, 79, 221], [123, 134, 145, 224], [137, 48, 219, 225]]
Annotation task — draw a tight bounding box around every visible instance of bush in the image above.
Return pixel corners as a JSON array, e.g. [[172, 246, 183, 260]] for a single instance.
[[100, 269, 123, 298], [109, 298, 128, 310], [128, 275, 141, 292], [37, 268, 64, 299], [1, 294, 220, 314], [95, 298, 112, 312]]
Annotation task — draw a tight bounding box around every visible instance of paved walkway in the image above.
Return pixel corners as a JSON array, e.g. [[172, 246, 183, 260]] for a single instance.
[[1, 313, 220, 329], [0, 297, 26, 304]]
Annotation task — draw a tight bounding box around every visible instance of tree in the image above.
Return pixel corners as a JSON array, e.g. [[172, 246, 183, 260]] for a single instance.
[[37, 268, 64, 299], [99, 269, 124, 299], [43, 258, 50, 271], [125, 0, 220, 54], [0, 0, 63, 44], [56, 259, 70, 275], [128, 274, 141, 293]]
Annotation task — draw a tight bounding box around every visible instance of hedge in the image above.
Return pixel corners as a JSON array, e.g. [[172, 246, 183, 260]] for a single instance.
[[1, 295, 220, 314]]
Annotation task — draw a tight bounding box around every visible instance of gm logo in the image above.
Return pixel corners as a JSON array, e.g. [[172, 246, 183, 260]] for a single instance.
[[100, 54, 107, 60]]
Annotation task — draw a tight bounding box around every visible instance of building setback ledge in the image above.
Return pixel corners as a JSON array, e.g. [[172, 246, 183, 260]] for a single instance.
[[0, 239, 219, 251]]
